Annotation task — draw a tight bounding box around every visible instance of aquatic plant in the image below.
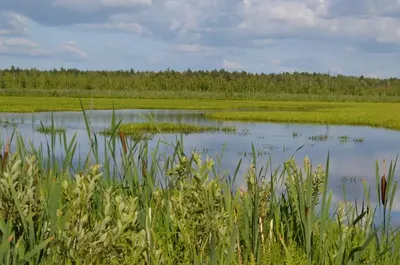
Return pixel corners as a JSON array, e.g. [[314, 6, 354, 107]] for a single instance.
[[36, 125, 66, 135], [0, 119, 19, 129], [309, 134, 329, 141], [338, 135, 349, 143], [353, 137, 364, 143], [292, 131, 301, 138]]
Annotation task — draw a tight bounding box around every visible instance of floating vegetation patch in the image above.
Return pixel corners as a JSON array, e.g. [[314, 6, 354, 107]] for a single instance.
[[340, 175, 365, 184], [308, 134, 329, 141], [0, 119, 19, 129], [237, 148, 271, 157], [338, 135, 349, 143], [101, 122, 237, 136], [292, 131, 301, 138], [36, 125, 66, 135], [353, 137, 364, 143], [262, 143, 280, 151], [236, 129, 250, 136], [337, 135, 364, 144]]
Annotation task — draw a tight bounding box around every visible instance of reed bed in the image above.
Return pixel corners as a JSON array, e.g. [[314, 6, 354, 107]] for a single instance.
[[0, 107, 400, 264]]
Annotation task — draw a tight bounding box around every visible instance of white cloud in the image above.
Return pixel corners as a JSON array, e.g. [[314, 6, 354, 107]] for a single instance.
[[222, 59, 245, 70], [269, 59, 281, 65], [78, 13, 152, 36], [345, 46, 357, 52], [59, 41, 89, 60], [235, 1, 400, 46], [0, 37, 50, 57], [100, 0, 151, 7], [2, 38, 39, 48], [53, 0, 151, 10], [0, 12, 28, 35], [171, 44, 205, 53], [1, 0, 400, 75]]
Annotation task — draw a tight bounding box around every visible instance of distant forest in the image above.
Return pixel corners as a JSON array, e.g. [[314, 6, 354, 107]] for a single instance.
[[0, 66, 397, 98]]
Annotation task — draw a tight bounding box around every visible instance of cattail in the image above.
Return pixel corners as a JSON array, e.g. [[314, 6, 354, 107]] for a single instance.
[[381, 159, 387, 206], [119, 132, 127, 154]]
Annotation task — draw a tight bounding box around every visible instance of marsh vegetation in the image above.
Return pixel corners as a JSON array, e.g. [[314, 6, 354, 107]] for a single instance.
[[100, 122, 237, 136], [1, 66, 400, 264], [0, 109, 399, 264]]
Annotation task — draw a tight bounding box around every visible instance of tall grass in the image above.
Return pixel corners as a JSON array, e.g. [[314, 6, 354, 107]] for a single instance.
[[0, 107, 399, 264]]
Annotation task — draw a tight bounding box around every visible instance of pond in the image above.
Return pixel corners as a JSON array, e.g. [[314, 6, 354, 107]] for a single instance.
[[1, 109, 400, 220]]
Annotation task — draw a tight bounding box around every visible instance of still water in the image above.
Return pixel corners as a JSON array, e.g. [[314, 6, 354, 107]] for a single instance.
[[1, 109, 400, 218]]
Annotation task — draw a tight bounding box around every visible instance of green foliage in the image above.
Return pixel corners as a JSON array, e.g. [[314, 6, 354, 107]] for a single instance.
[[0, 110, 399, 264], [0, 67, 400, 101]]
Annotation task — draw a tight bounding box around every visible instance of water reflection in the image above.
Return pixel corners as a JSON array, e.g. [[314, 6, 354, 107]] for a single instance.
[[1, 109, 400, 220]]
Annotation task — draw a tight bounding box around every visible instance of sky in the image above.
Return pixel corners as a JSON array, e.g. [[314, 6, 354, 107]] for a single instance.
[[0, 0, 400, 77]]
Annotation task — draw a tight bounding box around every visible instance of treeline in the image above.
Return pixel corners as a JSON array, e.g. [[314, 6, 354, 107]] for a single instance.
[[0, 66, 397, 97]]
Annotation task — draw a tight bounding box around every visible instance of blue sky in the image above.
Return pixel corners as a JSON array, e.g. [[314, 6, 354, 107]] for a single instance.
[[0, 0, 399, 77]]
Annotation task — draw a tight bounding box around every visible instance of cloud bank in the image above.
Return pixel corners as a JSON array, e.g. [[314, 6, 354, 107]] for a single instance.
[[0, 0, 399, 76]]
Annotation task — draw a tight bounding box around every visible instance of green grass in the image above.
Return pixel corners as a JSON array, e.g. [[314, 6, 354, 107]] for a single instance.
[[2, 96, 400, 131], [100, 122, 237, 135], [0, 96, 334, 112], [0, 107, 400, 264], [205, 101, 400, 131], [5, 88, 400, 102]]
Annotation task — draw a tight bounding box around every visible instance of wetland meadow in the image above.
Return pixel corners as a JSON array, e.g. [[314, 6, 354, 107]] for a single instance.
[[1, 69, 400, 264]]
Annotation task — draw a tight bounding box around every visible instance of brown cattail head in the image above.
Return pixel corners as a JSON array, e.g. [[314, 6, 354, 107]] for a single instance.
[[381, 159, 387, 206], [119, 132, 127, 154], [141, 159, 147, 178], [1, 138, 9, 173]]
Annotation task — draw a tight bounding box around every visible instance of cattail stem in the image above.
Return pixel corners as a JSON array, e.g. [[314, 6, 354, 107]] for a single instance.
[[1, 138, 9, 173], [381, 159, 387, 206]]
